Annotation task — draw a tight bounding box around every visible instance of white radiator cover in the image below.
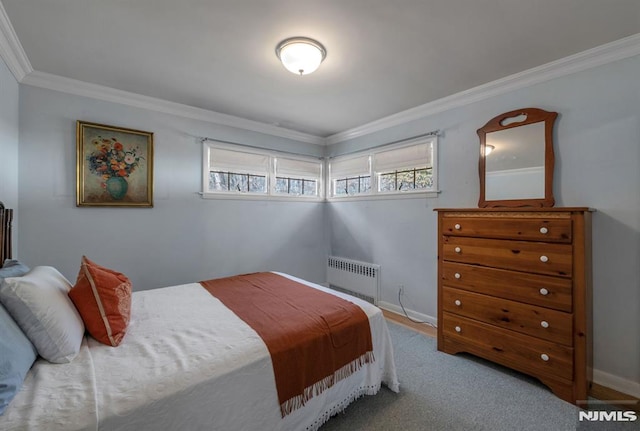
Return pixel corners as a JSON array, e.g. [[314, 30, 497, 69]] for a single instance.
[[326, 256, 380, 305]]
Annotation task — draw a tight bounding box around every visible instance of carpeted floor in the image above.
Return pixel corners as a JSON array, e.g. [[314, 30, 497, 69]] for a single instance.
[[320, 322, 638, 431]]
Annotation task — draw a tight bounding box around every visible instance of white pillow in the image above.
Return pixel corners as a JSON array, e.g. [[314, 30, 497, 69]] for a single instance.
[[0, 266, 85, 363]]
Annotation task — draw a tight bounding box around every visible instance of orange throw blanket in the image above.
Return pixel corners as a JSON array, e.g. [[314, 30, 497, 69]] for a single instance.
[[200, 272, 374, 416]]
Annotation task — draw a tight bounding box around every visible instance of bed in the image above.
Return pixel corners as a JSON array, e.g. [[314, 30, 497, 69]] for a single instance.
[[0, 214, 399, 430]]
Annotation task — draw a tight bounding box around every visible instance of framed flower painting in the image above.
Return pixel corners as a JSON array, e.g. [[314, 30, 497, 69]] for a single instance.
[[76, 121, 153, 207]]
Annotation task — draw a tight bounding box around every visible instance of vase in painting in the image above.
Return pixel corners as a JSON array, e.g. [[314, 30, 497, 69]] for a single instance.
[[105, 176, 128, 200]]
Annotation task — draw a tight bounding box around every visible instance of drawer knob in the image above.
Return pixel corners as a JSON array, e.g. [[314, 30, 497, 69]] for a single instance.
[[454, 326, 461, 333], [539, 288, 549, 296], [454, 223, 461, 230], [454, 299, 461, 307], [540, 353, 550, 362], [539, 255, 549, 263], [454, 247, 462, 253], [454, 272, 461, 279], [539, 227, 549, 234], [540, 320, 549, 328]]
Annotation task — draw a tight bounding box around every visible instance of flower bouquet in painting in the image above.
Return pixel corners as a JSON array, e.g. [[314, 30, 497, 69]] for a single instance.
[[87, 137, 144, 200]]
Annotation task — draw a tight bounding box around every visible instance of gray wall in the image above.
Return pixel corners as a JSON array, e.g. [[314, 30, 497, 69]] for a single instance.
[[0, 56, 20, 254], [17, 85, 328, 290], [328, 55, 640, 392]]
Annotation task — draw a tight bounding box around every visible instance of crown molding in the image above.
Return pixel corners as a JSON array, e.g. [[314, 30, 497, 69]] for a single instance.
[[326, 33, 640, 145], [20, 71, 326, 145], [0, 1, 32, 80]]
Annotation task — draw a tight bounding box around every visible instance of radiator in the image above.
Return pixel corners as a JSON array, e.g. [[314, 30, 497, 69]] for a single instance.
[[327, 256, 380, 305]]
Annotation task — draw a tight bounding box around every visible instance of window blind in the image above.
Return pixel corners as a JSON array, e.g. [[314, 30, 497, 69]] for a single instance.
[[275, 157, 322, 178], [374, 142, 432, 172], [329, 154, 371, 178], [209, 147, 270, 174]]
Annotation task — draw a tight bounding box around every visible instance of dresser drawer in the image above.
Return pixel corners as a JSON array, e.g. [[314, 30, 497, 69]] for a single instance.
[[442, 236, 573, 277], [442, 287, 573, 345], [442, 312, 573, 381], [441, 216, 572, 243], [441, 262, 572, 312]]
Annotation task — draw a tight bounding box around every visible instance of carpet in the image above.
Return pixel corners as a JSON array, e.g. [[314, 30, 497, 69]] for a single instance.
[[320, 321, 638, 431]]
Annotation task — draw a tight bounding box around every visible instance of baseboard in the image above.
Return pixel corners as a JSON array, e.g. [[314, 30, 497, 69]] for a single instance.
[[592, 369, 640, 400], [377, 301, 437, 327], [590, 383, 640, 413]]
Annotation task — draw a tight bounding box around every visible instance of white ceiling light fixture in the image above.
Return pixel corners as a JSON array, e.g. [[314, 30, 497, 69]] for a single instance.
[[275, 37, 326, 76]]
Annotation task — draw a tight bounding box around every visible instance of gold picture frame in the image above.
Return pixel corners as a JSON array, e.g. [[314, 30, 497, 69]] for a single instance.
[[76, 121, 153, 207]]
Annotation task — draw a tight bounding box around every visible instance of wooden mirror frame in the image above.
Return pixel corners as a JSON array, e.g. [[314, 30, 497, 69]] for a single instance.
[[478, 107, 558, 208]]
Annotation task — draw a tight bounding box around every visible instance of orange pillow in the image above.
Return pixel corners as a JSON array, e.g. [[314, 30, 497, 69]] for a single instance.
[[69, 256, 132, 346]]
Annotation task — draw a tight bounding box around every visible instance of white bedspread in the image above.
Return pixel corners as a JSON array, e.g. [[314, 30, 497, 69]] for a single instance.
[[1, 273, 399, 431]]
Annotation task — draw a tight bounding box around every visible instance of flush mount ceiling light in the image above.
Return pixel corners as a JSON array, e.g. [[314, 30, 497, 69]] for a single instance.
[[275, 37, 326, 76]]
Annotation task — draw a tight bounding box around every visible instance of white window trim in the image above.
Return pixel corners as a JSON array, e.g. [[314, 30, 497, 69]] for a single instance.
[[202, 140, 324, 201], [327, 135, 438, 201], [327, 190, 439, 202]]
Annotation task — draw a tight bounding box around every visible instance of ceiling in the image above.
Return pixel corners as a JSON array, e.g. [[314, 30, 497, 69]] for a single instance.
[[2, 0, 639, 140]]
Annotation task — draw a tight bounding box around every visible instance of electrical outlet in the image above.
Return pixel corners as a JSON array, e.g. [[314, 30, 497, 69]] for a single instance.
[[399, 285, 404, 296]]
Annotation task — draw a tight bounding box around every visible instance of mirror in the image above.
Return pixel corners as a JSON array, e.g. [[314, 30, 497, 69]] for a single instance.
[[478, 107, 557, 207]]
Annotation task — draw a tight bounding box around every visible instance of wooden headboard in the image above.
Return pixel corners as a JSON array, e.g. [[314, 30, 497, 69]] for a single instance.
[[0, 202, 13, 263]]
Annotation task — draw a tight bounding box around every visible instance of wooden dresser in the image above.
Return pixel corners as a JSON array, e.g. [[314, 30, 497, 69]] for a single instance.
[[435, 208, 592, 405]]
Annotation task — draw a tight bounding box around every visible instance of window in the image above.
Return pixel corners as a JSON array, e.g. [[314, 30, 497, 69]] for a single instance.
[[373, 141, 435, 194], [378, 167, 432, 192], [206, 146, 269, 195], [274, 157, 323, 197], [328, 136, 437, 199], [328, 154, 371, 197], [202, 141, 323, 200]]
